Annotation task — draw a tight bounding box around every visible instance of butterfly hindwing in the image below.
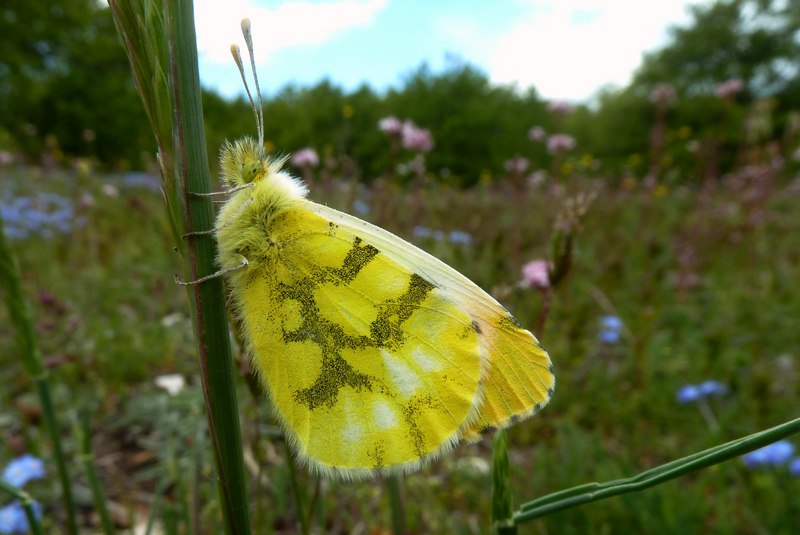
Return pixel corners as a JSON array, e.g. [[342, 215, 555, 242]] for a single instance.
[[236, 204, 483, 479]]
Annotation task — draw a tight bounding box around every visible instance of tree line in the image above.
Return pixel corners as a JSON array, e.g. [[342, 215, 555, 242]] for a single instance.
[[1, 0, 798, 185]]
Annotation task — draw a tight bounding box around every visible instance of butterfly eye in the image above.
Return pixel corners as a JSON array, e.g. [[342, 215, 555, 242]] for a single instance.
[[241, 160, 261, 183]]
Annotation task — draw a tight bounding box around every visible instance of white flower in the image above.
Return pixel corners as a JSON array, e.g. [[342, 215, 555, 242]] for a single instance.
[[155, 374, 185, 396]]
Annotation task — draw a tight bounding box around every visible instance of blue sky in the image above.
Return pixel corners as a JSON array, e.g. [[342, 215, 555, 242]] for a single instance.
[[194, 0, 709, 103]]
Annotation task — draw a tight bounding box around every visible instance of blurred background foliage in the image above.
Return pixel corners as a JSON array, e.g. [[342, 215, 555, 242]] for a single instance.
[[0, 0, 798, 185]]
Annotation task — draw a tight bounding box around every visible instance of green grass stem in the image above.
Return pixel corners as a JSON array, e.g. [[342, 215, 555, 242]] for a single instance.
[[76, 410, 116, 535], [515, 416, 800, 523], [109, 0, 252, 532], [1, 208, 79, 534], [387, 475, 407, 535], [491, 429, 516, 535]]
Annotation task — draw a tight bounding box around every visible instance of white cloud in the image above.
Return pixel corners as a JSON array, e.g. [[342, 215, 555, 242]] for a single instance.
[[486, 0, 704, 101], [194, 0, 388, 64]]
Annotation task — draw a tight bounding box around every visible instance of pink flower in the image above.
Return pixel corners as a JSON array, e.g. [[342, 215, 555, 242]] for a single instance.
[[522, 259, 551, 289], [291, 148, 319, 168], [401, 121, 434, 153], [547, 133, 576, 154], [528, 126, 546, 142], [548, 101, 574, 115], [504, 156, 529, 174], [715, 79, 744, 99], [378, 116, 403, 136], [650, 83, 676, 106]]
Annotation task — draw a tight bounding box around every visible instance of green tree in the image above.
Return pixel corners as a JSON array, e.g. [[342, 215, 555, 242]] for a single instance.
[[0, 0, 150, 167], [634, 0, 799, 98]]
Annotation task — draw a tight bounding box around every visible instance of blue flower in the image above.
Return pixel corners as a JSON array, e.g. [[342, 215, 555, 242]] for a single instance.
[[1, 192, 78, 240], [2, 454, 45, 488], [742, 440, 796, 468], [598, 329, 620, 344], [676, 380, 729, 404], [676, 384, 702, 404], [412, 225, 432, 238], [789, 457, 800, 477], [697, 380, 728, 397], [598, 315, 622, 344], [0, 501, 41, 534], [121, 171, 159, 191], [600, 315, 623, 331], [352, 199, 370, 215], [448, 230, 473, 246]]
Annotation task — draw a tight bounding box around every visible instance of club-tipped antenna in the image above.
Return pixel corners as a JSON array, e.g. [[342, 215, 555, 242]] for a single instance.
[[230, 44, 262, 146], [230, 19, 265, 148]]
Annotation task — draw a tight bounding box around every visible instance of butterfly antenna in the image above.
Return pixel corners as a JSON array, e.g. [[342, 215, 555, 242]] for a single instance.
[[241, 18, 265, 149], [230, 43, 262, 147]]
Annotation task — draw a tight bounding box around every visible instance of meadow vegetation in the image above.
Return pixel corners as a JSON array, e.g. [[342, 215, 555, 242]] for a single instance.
[[1, 0, 799, 533]]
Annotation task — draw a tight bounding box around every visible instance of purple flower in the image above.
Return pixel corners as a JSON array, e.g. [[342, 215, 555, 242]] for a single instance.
[[401, 121, 434, 153], [521, 260, 550, 289], [547, 134, 575, 155], [291, 148, 319, 168], [2, 454, 45, 488], [378, 116, 403, 136], [504, 156, 530, 175], [0, 501, 41, 534], [742, 440, 796, 468], [528, 126, 546, 142], [548, 101, 574, 115], [715, 79, 744, 99]]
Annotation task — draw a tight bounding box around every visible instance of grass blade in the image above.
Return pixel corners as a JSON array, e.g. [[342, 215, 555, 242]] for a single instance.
[[515, 416, 800, 523], [1, 206, 79, 535]]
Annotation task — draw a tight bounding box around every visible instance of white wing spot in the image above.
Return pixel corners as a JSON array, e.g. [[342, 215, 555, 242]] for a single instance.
[[373, 400, 398, 430], [381, 349, 422, 398], [341, 421, 364, 444], [412, 348, 442, 372]]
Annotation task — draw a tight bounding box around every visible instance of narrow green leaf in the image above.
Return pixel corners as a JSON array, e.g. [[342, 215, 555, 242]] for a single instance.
[[515, 417, 800, 523]]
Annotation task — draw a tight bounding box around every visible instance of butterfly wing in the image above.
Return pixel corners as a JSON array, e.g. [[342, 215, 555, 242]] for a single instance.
[[306, 202, 555, 443], [235, 202, 483, 479]]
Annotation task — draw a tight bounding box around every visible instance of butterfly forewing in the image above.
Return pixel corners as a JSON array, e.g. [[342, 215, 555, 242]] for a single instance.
[[238, 205, 483, 478]]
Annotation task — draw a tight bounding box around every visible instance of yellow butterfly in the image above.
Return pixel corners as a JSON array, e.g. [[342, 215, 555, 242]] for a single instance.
[[210, 20, 553, 480]]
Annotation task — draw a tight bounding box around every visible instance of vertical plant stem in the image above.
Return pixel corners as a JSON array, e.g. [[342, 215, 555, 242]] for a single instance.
[[285, 449, 310, 535], [0, 211, 79, 535], [387, 475, 407, 535], [77, 410, 116, 535], [491, 429, 516, 535], [165, 0, 251, 532], [144, 474, 170, 535]]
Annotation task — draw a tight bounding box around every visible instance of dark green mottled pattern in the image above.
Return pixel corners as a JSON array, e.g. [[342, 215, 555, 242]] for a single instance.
[[273, 236, 436, 411]]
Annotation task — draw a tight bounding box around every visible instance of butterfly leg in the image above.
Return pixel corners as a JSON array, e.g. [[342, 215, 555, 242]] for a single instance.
[[188, 183, 254, 197], [174, 256, 249, 286], [182, 197, 255, 238]]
